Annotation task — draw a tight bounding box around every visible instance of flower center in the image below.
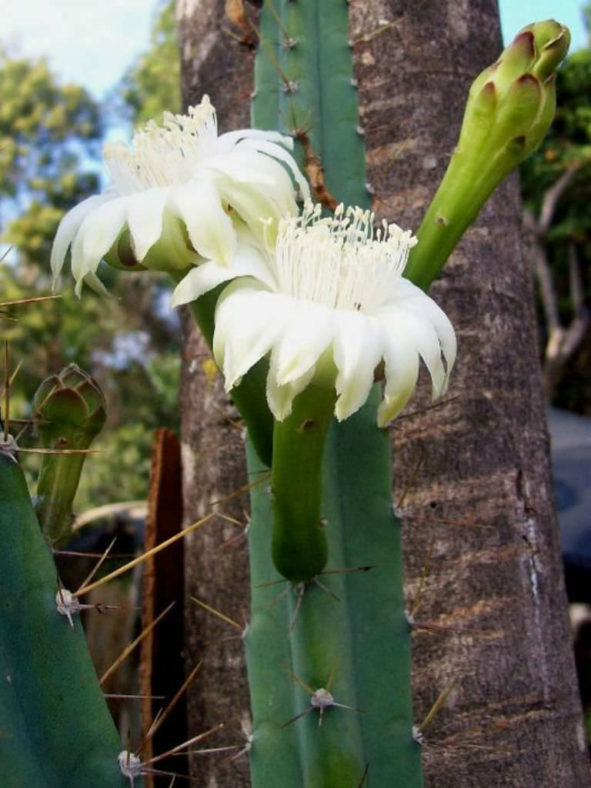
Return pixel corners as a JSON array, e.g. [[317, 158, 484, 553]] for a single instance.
[[103, 97, 218, 194], [275, 203, 417, 312]]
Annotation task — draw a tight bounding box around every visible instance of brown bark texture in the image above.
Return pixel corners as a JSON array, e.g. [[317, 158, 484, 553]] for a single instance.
[[177, 8, 257, 784], [177, 1, 590, 786]]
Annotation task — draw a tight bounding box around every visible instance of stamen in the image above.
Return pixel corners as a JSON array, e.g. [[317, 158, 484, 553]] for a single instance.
[[275, 203, 417, 312], [104, 98, 218, 194]]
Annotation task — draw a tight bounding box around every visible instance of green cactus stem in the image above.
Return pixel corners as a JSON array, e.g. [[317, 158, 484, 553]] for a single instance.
[[253, 0, 368, 208], [405, 19, 570, 289], [0, 447, 127, 787], [246, 389, 421, 787], [271, 384, 335, 582], [34, 364, 106, 545], [246, 2, 422, 786]]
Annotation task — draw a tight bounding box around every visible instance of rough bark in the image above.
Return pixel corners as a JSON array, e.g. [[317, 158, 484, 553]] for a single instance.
[[177, 1, 590, 785], [177, 7, 256, 784]]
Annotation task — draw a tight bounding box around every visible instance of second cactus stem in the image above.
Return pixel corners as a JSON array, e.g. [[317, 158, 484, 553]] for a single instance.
[[245, 2, 422, 786]]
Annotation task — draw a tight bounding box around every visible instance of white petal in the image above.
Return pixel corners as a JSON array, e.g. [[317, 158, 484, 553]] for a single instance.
[[377, 327, 420, 426], [171, 264, 230, 307], [401, 291, 457, 381], [213, 284, 286, 389], [377, 304, 446, 397], [212, 152, 299, 223], [172, 238, 277, 307], [333, 312, 383, 421], [272, 302, 334, 385], [51, 195, 110, 283], [266, 363, 316, 422], [241, 138, 311, 202], [217, 128, 295, 154], [169, 179, 236, 264], [70, 197, 128, 283], [126, 188, 168, 261]]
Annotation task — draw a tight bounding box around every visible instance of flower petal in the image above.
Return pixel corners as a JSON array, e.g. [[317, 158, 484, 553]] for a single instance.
[[333, 311, 383, 421], [70, 197, 128, 283], [401, 289, 457, 382], [213, 283, 286, 389], [51, 195, 110, 283], [241, 138, 311, 202], [377, 302, 447, 397], [377, 325, 420, 426], [266, 363, 316, 422], [169, 179, 236, 264], [272, 302, 334, 385], [171, 241, 275, 307], [125, 187, 168, 261]]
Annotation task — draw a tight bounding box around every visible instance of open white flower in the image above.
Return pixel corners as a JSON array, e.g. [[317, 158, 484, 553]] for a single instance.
[[51, 96, 309, 295], [174, 203, 456, 426]]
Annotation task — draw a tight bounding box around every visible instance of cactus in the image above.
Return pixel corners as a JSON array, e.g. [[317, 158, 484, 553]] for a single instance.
[[33, 364, 106, 545], [242, 5, 570, 787], [0, 446, 127, 787], [404, 19, 570, 289], [246, 2, 422, 785]]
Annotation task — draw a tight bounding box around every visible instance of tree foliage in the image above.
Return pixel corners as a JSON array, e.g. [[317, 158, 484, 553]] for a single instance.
[[119, 0, 181, 126], [0, 15, 182, 512], [0, 50, 102, 264]]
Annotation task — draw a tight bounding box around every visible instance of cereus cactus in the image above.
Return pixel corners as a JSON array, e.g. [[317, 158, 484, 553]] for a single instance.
[[233, 5, 569, 788]]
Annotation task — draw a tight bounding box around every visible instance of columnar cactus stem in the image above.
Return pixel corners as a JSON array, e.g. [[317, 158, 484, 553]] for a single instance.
[[0, 448, 127, 786], [246, 3, 423, 785], [246, 390, 422, 786]]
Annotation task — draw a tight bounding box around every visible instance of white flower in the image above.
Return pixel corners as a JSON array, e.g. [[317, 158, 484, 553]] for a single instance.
[[51, 96, 309, 295], [173, 203, 456, 426]]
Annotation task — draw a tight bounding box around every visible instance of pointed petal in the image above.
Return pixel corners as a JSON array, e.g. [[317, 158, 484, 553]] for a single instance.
[[125, 187, 168, 261], [213, 284, 286, 389], [333, 312, 383, 421], [401, 288, 457, 381], [272, 302, 334, 385], [171, 242, 274, 307], [241, 138, 311, 202], [51, 195, 110, 283], [171, 263, 231, 307], [266, 362, 316, 422], [70, 197, 127, 283], [377, 328, 420, 426], [169, 179, 236, 264], [377, 302, 447, 397]]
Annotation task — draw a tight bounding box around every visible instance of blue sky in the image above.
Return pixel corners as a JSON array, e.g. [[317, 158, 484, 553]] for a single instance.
[[0, 0, 587, 102]]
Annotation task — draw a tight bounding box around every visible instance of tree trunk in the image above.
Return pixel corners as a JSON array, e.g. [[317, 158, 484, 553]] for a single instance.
[[177, 1, 590, 785]]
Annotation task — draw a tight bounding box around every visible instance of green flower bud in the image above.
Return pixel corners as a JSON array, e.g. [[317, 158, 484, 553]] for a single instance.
[[34, 364, 106, 545], [405, 20, 570, 290]]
